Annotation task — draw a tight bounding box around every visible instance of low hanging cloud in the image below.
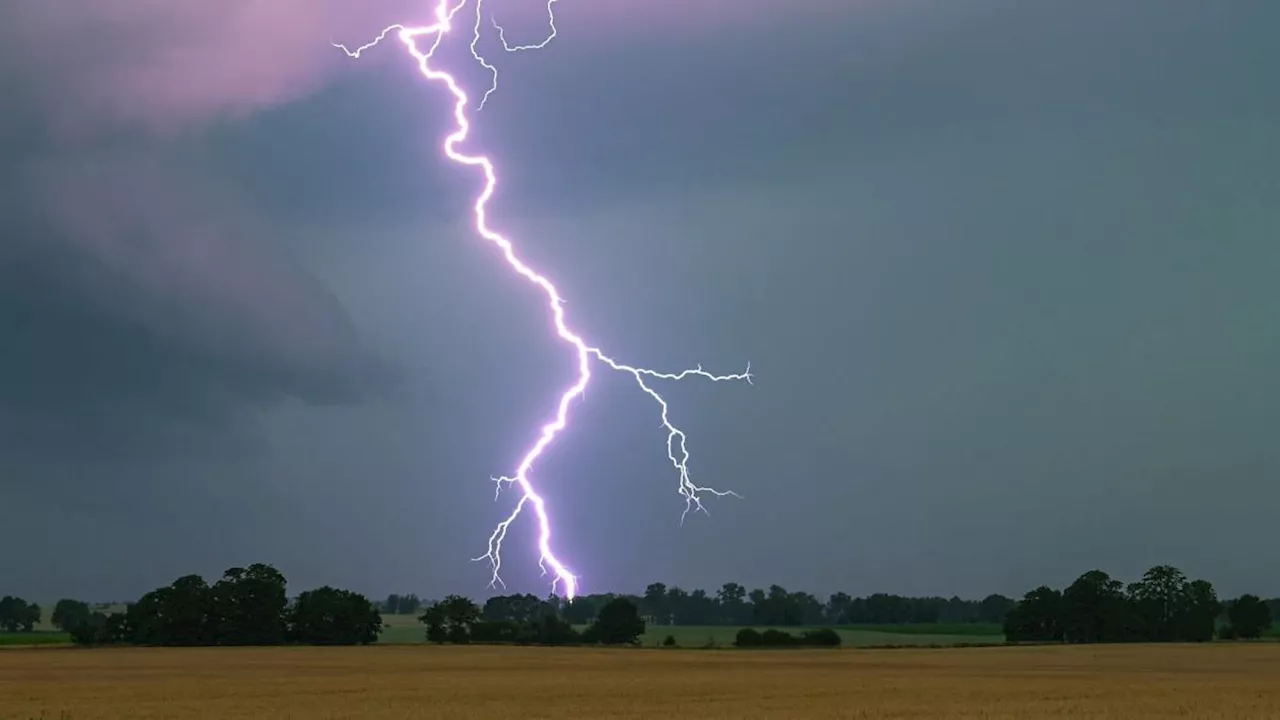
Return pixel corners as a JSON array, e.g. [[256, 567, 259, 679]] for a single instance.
[[0, 0, 428, 469], [0, 0, 422, 136]]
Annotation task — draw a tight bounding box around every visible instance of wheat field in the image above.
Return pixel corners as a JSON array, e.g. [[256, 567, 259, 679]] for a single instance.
[[2, 643, 1278, 719]]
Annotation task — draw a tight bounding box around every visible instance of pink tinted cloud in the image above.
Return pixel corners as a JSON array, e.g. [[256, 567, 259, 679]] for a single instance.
[[24, 151, 380, 396], [2, 0, 422, 135]]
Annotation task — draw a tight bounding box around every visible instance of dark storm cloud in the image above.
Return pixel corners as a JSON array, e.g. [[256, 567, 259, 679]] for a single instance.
[[4, 0, 1279, 603], [0, 0, 414, 474]]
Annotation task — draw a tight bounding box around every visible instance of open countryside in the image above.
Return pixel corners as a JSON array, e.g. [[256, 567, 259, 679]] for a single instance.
[[3, 644, 1280, 719]]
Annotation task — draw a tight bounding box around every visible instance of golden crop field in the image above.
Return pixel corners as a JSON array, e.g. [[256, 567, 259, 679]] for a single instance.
[[2, 643, 1278, 719]]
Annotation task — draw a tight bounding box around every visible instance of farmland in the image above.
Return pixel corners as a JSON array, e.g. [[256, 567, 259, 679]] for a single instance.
[[3, 643, 1279, 718], [374, 613, 1006, 646]]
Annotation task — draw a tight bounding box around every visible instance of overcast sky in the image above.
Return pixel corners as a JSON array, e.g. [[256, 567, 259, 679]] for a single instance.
[[2, 0, 1277, 603]]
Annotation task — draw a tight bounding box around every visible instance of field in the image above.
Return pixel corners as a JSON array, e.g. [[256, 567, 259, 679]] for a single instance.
[[376, 614, 1008, 647], [0, 632, 71, 647], [3, 643, 1279, 718]]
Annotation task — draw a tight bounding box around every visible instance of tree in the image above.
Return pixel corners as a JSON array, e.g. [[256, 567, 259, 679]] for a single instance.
[[68, 611, 130, 647], [287, 586, 382, 645], [751, 585, 802, 626], [977, 594, 1016, 624], [1180, 579, 1220, 642], [716, 583, 750, 625], [825, 592, 853, 624], [591, 597, 645, 645], [1062, 570, 1130, 643], [1003, 586, 1064, 642], [1127, 565, 1190, 641], [563, 595, 605, 625], [1226, 594, 1273, 640], [642, 583, 669, 625], [419, 595, 481, 644], [482, 594, 546, 624], [442, 595, 481, 643], [0, 597, 41, 632], [51, 599, 92, 632], [211, 564, 288, 645], [129, 575, 214, 646], [420, 602, 448, 643], [1126, 565, 1218, 642], [665, 587, 689, 624]]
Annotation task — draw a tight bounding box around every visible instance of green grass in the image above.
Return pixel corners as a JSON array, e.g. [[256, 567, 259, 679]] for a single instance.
[[637, 625, 1005, 648], [372, 615, 1008, 647], [840, 622, 1006, 637], [0, 631, 71, 647], [379, 613, 427, 644]]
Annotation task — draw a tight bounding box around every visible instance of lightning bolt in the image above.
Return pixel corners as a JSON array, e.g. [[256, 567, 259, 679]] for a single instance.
[[335, 0, 750, 600]]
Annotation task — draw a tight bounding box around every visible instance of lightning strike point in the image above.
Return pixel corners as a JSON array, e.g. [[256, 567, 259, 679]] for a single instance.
[[337, 0, 749, 601]]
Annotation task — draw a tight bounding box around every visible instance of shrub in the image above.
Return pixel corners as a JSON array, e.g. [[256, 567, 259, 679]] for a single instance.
[[760, 628, 795, 646], [800, 628, 842, 647], [734, 628, 763, 647]]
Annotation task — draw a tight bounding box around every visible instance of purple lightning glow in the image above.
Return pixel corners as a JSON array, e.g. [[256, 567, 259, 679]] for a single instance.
[[335, 0, 750, 600]]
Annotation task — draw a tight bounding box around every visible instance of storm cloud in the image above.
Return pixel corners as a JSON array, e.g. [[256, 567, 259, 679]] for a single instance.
[[3, 1, 1279, 603]]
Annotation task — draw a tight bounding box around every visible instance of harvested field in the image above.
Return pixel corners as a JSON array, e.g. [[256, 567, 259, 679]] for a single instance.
[[2, 643, 1278, 718]]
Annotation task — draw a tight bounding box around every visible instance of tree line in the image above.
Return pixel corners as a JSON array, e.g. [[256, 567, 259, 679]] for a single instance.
[[417, 593, 842, 648], [445, 583, 1021, 627], [1004, 565, 1274, 643], [6, 563, 1274, 647], [1, 564, 384, 646]]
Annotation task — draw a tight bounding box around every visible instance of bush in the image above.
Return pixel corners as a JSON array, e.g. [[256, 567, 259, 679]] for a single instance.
[[734, 628, 763, 647], [800, 628, 842, 647], [662, 634, 677, 647], [760, 628, 795, 646]]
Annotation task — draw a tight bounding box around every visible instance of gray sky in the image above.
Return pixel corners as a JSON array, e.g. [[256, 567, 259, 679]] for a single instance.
[[3, 0, 1278, 602]]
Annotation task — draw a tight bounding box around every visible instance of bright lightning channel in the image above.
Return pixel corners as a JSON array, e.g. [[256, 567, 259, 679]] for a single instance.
[[335, 0, 750, 601]]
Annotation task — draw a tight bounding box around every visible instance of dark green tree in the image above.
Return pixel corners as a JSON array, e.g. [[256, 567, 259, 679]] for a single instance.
[[482, 593, 547, 624], [420, 602, 448, 643], [0, 597, 40, 632], [642, 583, 669, 625], [978, 594, 1017, 624], [419, 595, 481, 643], [1126, 565, 1218, 642], [129, 575, 214, 645], [1062, 570, 1130, 643], [716, 583, 750, 625], [51, 599, 92, 632], [1226, 594, 1273, 639], [590, 597, 645, 645], [286, 586, 382, 645], [825, 592, 853, 624], [1180, 579, 1220, 642], [211, 564, 288, 645], [1003, 586, 1064, 642]]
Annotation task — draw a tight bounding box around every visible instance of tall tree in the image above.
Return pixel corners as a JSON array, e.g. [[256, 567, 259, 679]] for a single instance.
[[1226, 594, 1273, 639], [287, 586, 382, 645], [51, 599, 92, 632], [1003, 586, 1064, 642], [716, 583, 750, 625], [129, 575, 214, 646], [0, 597, 41, 632], [211, 564, 288, 645], [591, 597, 645, 645], [1062, 570, 1129, 643], [642, 583, 669, 625], [1180, 579, 1221, 642], [978, 594, 1016, 624], [1127, 565, 1193, 641], [825, 592, 853, 624]]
